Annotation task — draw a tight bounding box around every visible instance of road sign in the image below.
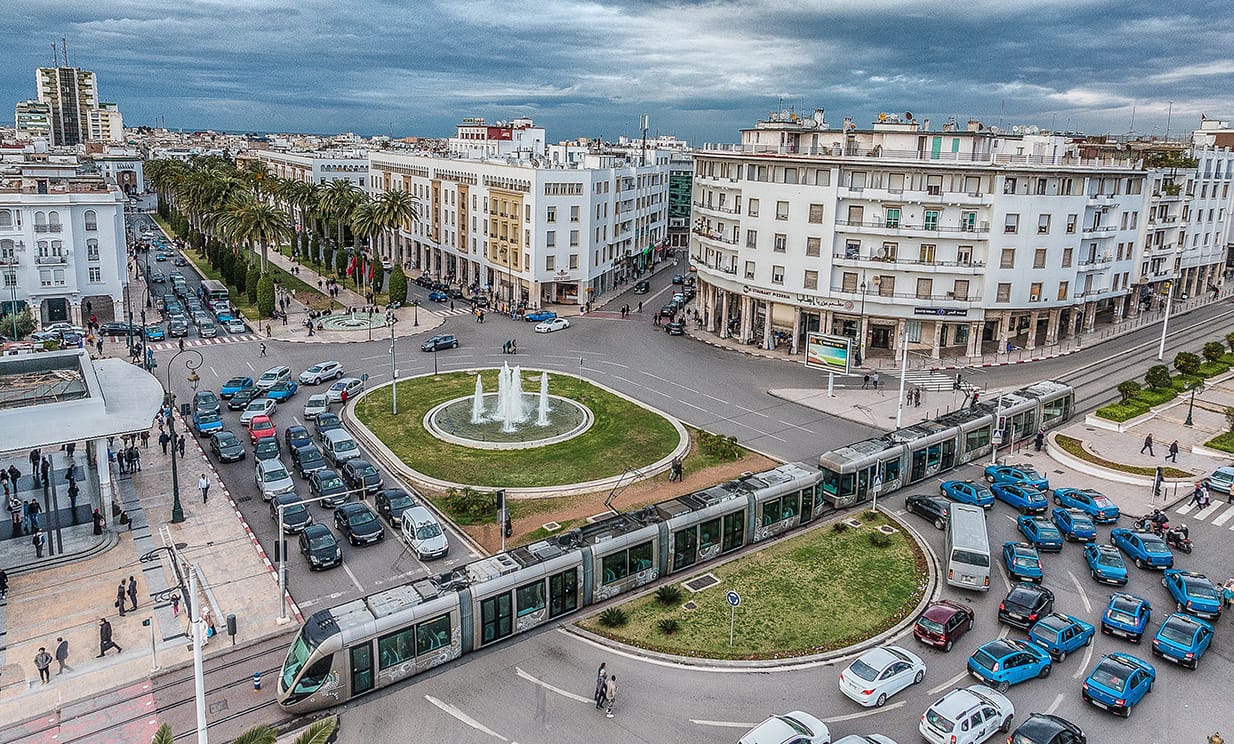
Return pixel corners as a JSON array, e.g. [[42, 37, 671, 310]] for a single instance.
[[727, 590, 741, 647], [726, 590, 741, 607]]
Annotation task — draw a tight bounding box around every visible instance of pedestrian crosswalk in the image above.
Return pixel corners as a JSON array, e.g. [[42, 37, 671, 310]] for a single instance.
[[1173, 499, 1234, 529], [432, 307, 474, 318], [900, 369, 965, 393], [147, 334, 260, 352]]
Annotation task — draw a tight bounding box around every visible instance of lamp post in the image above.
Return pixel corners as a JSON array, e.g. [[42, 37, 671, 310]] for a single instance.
[[389, 318, 398, 414], [411, 299, 419, 327], [164, 348, 204, 524], [1156, 279, 1174, 361], [1184, 382, 1201, 426], [858, 272, 868, 367]]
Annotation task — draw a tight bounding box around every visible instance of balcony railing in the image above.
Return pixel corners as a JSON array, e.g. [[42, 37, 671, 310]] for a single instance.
[[829, 286, 981, 303], [698, 143, 1138, 169], [691, 227, 738, 245], [33, 224, 63, 233], [35, 255, 67, 265], [692, 201, 740, 215], [834, 218, 988, 235], [832, 253, 986, 269]]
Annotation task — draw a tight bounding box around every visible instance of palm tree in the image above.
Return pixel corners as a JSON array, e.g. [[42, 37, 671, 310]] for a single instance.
[[320, 180, 360, 254], [150, 715, 336, 744], [375, 188, 418, 266], [349, 197, 383, 290], [217, 192, 293, 273]]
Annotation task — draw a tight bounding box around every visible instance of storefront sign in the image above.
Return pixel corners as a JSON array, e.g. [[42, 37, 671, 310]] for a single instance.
[[804, 332, 852, 374], [742, 285, 794, 301], [914, 307, 969, 317], [797, 294, 855, 310], [552, 270, 574, 282]]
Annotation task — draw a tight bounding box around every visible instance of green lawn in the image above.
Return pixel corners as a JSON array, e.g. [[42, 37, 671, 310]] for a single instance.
[[578, 513, 925, 659], [355, 372, 681, 488]]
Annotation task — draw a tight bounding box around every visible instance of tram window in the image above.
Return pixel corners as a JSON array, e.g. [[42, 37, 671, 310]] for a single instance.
[[821, 469, 840, 496], [699, 518, 720, 551], [965, 427, 990, 451], [549, 568, 578, 618], [480, 592, 513, 644], [294, 655, 334, 695], [601, 552, 629, 584], [672, 528, 698, 570], [762, 498, 783, 525], [282, 633, 314, 689], [378, 626, 416, 669], [941, 440, 956, 469], [415, 615, 452, 655], [1042, 396, 1068, 423], [721, 512, 744, 553], [882, 458, 901, 485], [926, 444, 941, 469], [910, 450, 927, 480], [800, 486, 816, 517], [517, 581, 547, 617], [629, 541, 653, 573]]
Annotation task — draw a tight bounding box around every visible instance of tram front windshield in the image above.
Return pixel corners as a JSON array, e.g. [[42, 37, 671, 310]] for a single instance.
[[282, 630, 314, 690]]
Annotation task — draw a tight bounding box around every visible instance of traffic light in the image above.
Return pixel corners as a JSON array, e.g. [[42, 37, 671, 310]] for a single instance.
[[142, 618, 151, 627]]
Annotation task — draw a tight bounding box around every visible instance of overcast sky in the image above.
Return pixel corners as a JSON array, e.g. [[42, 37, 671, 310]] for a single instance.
[[4, 0, 1232, 144]]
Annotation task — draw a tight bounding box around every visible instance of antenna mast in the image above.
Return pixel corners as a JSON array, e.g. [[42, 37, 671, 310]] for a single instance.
[[640, 113, 649, 166], [62, 38, 69, 68], [52, 42, 58, 67]]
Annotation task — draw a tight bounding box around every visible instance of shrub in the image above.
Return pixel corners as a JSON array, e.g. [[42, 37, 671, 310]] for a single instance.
[[831, 521, 849, 533], [334, 246, 348, 276], [371, 260, 385, 295], [1203, 341, 1226, 363], [245, 263, 261, 305], [257, 274, 276, 318], [388, 266, 408, 305], [869, 530, 894, 548], [1144, 365, 1172, 390], [598, 607, 628, 628], [1198, 360, 1230, 378], [1117, 380, 1141, 402], [1226, 407, 1234, 433], [1095, 401, 1151, 422], [863, 509, 879, 521], [441, 487, 497, 523], [1174, 352, 1202, 376], [656, 618, 680, 635], [654, 585, 683, 606], [1227, 332, 1234, 353], [0, 308, 37, 338], [697, 430, 743, 460]]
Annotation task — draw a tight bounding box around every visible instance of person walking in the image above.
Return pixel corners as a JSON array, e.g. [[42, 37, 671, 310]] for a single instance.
[[32, 528, 45, 559], [28, 498, 41, 531], [1034, 429, 1045, 452], [594, 663, 608, 709], [862, 374, 870, 390], [40, 456, 51, 487], [1167, 440, 1180, 463], [55, 637, 71, 674], [1141, 433, 1154, 456], [29, 448, 40, 479], [604, 675, 618, 718], [34, 647, 52, 684], [159, 431, 170, 454], [116, 581, 127, 617], [68, 479, 80, 518], [259, 343, 267, 357], [127, 575, 138, 611], [871, 372, 880, 390], [97, 618, 121, 656], [177, 435, 185, 458], [171, 593, 181, 617], [199, 474, 209, 504], [0, 566, 7, 599]]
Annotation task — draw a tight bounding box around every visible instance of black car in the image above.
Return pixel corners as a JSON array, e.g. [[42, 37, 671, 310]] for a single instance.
[[998, 582, 1056, 630], [284, 425, 313, 451], [632, 280, 650, 294], [414, 275, 433, 288], [333, 502, 385, 546], [447, 287, 465, 299], [168, 319, 190, 338], [173, 257, 187, 267], [99, 321, 142, 337], [375, 488, 417, 527], [421, 334, 459, 352], [299, 524, 342, 570], [254, 437, 281, 462], [209, 430, 246, 463], [659, 303, 677, 319], [1007, 714, 1086, 744], [309, 469, 349, 507], [671, 274, 685, 285], [193, 390, 221, 415], [467, 295, 491, 308], [665, 320, 685, 336], [341, 458, 384, 495], [291, 444, 328, 478], [270, 492, 313, 534], [905, 494, 950, 529], [314, 412, 343, 437]]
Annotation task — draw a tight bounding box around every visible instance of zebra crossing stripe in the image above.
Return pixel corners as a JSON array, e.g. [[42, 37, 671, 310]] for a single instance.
[[1211, 506, 1234, 527], [1176, 502, 1197, 515], [1194, 502, 1223, 521]]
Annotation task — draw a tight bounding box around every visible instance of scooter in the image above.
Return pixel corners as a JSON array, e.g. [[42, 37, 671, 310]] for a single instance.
[[1164, 527, 1194, 554]]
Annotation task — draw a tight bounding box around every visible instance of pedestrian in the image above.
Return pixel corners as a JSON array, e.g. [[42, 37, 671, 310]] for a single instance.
[[594, 663, 608, 709], [1191, 484, 1205, 508], [22, 499, 33, 534], [127, 575, 138, 611], [55, 637, 71, 674], [604, 675, 618, 718], [140, 431, 149, 449], [1141, 433, 1154, 456], [96, 338, 104, 355], [199, 474, 209, 504], [259, 342, 267, 357], [158, 431, 169, 454], [1167, 440, 1179, 463], [637, 301, 642, 313], [28, 498, 41, 530], [32, 527, 45, 558], [8, 495, 19, 536], [178, 435, 185, 458], [0, 566, 7, 599], [862, 374, 870, 390], [171, 593, 180, 617], [871, 372, 880, 390], [265, 324, 272, 337], [41, 455, 51, 485], [116, 581, 127, 616], [914, 388, 922, 407], [34, 647, 52, 684], [97, 618, 121, 656], [7, 464, 19, 488], [1034, 429, 1045, 452], [29, 448, 40, 478], [132, 447, 142, 472], [92, 509, 104, 535]]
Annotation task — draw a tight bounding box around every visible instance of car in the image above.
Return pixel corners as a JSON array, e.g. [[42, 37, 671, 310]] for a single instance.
[[31, 331, 61, 343], [966, 638, 1051, 691], [1051, 508, 1097, 542], [191, 409, 224, 437], [154, 252, 169, 262], [1052, 487, 1120, 523], [672, 292, 686, 304], [253, 437, 281, 462], [168, 319, 189, 337], [919, 685, 1014, 744], [199, 321, 218, 338], [224, 317, 247, 333], [1006, 713, 1087, 744], [265, 380, 299, 402], [400, 505, 449, 560], [1110, 529, 1174, 569], [427, 290, 448, 302], [535, 317, 570, 333], [228, 388, 258, 410], [325, 377, 364, 403], [831, 737, 895, 744], [144, 325, 166, 341], [447, 287, 464, 299], [303, 394, 329, 420], [270, 493, 313, 534], [192, 390, 221, 415], [991, 483, 1048, 514], [665, 320, 685, 335], [254, 458, 295, 500], [209, 430, 246, 463], [524, 310, 557, 323], [738, 711, 829, 744], [149, 271, 166, 283], [984, 464, 1049, 491], [1016, 515, 1063, 552], [671, 273, 685, 285], [1081, 652, 1155, 717], [905, 494, 950, 529], [466, 294, 490, 308], [1206, 465, 1234, 494], [255, 365, 293, 391], [913, 599, 975, 652], [420, 334, 459, 351], [284, 425, 313, 451], [940, 480, 995, 509], [313, 411, 343, 437], [239, 397, 277, 425], [632, 280, 649, 294], [1161, 569, 1223, 619], [1151, 612, 1214, 669], [213, 307, 234, 324], [998, 582, 1055, 630], [838, 645, 926, 707], [299, 361, 344, 385], [333, 502, 385, 546], [299, 524, 342, 570], [220, 376, 254, 398], [1002, 542, 1043, 583], [340, 458, 384, 495], [248, 416, 276, 443], [291, 443, 328, 478], [1101, 592, 1152, 642], [1027, 613, 1095, 662], [308, 469, 350, 507], [376, 488, 417, 527], [173, 256, 187, 267], [1083, 543, 1128, 585], [659, 303, 678, 319]]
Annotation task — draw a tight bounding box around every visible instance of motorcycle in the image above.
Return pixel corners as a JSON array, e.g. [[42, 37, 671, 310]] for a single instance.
[[1164, 527, 1193, 554]]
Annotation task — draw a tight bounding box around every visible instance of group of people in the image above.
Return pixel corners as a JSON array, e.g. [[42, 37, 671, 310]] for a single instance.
[[903, 387, 923, 407], [501, 339, 518, 354], [593, 663, 618, 718]]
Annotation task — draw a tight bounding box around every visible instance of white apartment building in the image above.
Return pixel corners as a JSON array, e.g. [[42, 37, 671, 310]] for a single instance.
[[0, 155, 128, 326], [448, 117, 545, 160], [253, 149, 369, 188], [690, 111, 1234, 361]]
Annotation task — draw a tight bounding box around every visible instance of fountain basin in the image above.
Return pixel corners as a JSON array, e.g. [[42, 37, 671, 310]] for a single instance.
[[424, 393, 593, 450]]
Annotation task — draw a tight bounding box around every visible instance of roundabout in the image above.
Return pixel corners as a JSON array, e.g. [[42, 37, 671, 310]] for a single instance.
[[316, 310, 388, 331]]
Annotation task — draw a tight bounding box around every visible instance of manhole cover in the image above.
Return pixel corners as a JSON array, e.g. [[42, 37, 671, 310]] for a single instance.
[[877, 525, 898, 535], [844, 518, 863, 529], [235, 495, 252, 503], [682, 601, 697, 611], [683, 573, 720, 593], [208, 699, 229, 714], [541, 521, 561, 532]]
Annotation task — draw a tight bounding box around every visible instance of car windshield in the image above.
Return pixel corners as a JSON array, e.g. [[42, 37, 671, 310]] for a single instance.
[[257, 441, 278, 453], [1090, 662, 1128, 691], [1159, 619, 1196, 644], [225, 378, 247, 387], [300, 450, 322, 463], [360, 466, 377, 477], [924, 708, 955, 733], [308, 534, 334, 550], [1033, 625, 1059, 641], [1021, 469, 1042, 479], [217, 435, 239, 447], [307, 365, 323, 373], [389, 495, 414, 509], [416, 522, 443, 540], [260, 372, 279, 383], [245, 400, 267, 411], [320, 475, 344, 491], [847, 658, 879, 681], [335, 439, 357, 452], [350, 510, 376, 526], [1184, 579, 1218, 599], [1008, 588, 1039, 606], [1108, 598, 1140, 623], [1072, 516, 1094, 530], [329, 381, 345, 391], [264, 467, 290, 482]]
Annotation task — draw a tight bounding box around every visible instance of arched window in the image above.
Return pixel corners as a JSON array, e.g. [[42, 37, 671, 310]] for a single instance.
[[0, 239, 14, 260], [48, 211, 61, 227], [0, 210, 11, 228], [84, 210, 97, 231]]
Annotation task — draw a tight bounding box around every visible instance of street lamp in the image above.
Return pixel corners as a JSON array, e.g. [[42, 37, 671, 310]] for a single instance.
[[164, 348, 204, 524], [411, 299, 419, 327], [389, 317, 398, 414], [1184, 381, 1202, 426], [857, 271, 868, 367]]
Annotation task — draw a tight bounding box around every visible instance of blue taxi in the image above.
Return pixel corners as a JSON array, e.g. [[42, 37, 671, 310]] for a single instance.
[[221, 376, 254, 398], [1161, 570, 1223, 620], [1083, 543, 1128, 586], [265, 380, 300, 402], [991, 483, 1049, 514], [1002, 542, 1044, 583], [1052, 487, 1120, 523], [1051, 508, 1097, 542], [1017, 515, 1063, 552], [1151, 612, 1214, 669], [984, 464, 1049, 491], [967, 638, 1052, 692], [1101, 592, 1152, 643], [1082, 652, 1155, 717], [1110, 528, 1174, 569], [1027, 613, 1095, 662], [940, 479, 995, 508]]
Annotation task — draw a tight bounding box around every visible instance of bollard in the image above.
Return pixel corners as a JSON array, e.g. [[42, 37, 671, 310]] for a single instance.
[[253, 671, 262, 691]]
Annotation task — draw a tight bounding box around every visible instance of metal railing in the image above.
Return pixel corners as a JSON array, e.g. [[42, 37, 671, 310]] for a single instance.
[[832, 253, 985, 269]]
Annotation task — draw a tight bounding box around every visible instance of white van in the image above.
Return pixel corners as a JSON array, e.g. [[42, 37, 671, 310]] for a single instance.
[[945, 503, 991, 591], [321, 428, 361, 466], [400, 506, 449, 560]]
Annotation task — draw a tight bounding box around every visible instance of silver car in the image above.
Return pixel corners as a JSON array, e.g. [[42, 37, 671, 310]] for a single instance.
[[239, 397, 277, 425], [303, 394, 329, 420], [299, 361, 343, 385], [254, 458, 295, 500]]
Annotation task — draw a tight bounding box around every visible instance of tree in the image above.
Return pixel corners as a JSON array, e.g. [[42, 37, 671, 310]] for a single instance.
[[1173, 351, 1202, 376], [1227, 331, 1234, 353], [375, 188, 418, 270], [216, 192, 292, 274], [246, 262, 261, 305], [257, 274, 276, 318], [150, 715, 336, 744], [0, 308, 37, 338], [334, 246, 348, 277], [1203, 341, 1226, 363], [371, 260, 385, 295], [388, 265, 408, 305], [1117, 380, 1141, 402], [1145, 364, 1172, 389]]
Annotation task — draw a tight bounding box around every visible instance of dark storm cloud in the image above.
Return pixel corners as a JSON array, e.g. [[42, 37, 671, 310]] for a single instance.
[[3, 0, 1231, 142]]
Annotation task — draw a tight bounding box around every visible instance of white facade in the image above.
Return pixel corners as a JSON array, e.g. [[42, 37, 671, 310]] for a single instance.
[[0, 159, 128, 326], [447, 117, 546, 160], [254, 149, 369, 187], [92, 149, 145, 195]]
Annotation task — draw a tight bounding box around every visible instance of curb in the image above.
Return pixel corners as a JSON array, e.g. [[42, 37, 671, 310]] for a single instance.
[[1045, 431, 1200, 489], [930, 347, 1083, 370], [4, 530, 119, 576]]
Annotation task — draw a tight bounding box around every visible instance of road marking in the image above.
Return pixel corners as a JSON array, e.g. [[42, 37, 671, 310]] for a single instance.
[[1067, 570, 1092, 613], [1212, 506, 1234, 527], [821, 701, 905, 722], [341, 562, 364, 592], [1073, 640, 1096, 679], [928, 670, 969, 695], [1195, 502, 1222, 521], [690, 720, 755, 729], [514, 667, 592, 704], [594, 359, 629, 369], [1045, 692, 1065, 714], [424, 695, 508, 741], [676, 398, 708, 412], [734, 405, 770, 418], [1176, 502, 1197, 515], [208, 365, 217, 377], [245, 361, 254, 371]]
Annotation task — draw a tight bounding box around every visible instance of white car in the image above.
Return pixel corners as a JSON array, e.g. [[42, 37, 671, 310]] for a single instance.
[[534, 317, 571, 333], [239, 397, 278, 425], [326, 377, 365, 403], [919, 685, 1014, 744], [739, 711, 830, 744], [833, 737, 896, 744], [225, 318, 247, 333], [400, 506, 449, 560], [303, 394, 329, 420], [299, 361, 344, 385], [839, 645, 926, 707]]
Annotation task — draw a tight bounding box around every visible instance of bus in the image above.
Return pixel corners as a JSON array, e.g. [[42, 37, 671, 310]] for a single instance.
[[200, 279, 229, 309], [945, 503, 991, 591]]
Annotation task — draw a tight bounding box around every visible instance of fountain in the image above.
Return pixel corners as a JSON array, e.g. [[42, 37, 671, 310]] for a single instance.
[[470, 374, 485, 424], [537, 372, 550, 426]]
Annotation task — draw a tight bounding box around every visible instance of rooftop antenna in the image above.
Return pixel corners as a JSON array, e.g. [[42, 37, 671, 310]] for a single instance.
[[61, 37, 69, 68], [1129, 105, 1135, 135], [640, 113, 649, 166], [51, 42, 58, 67]]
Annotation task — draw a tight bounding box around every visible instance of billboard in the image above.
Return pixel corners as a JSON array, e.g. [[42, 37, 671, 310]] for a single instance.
[[804, 333, 852, 374]]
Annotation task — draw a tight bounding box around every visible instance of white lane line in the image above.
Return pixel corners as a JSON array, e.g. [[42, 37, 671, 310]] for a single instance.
[[691, 720, 756, 729], [515, 667, 593, 704], [1067, 570, 1092, 613], [208, 365, 218, 377], [641, 371, 670, 382], [777, 419, 818, 434], [340, 562, 364, 593], [593, 359, 629, 369], [611, 375, 635, 385], [1045, 692, 1065, 715], [928, 669, 969, 695], [245, 361, 255, 371], [1176, 502, 1197, 515], [734, 405, 770, 418], [676, 398, 708, 413], [822, 701, 905, 722], [424, 695, 509, 741], [1073, 640, 1096, 680], [1212, 506, 1234, 527]]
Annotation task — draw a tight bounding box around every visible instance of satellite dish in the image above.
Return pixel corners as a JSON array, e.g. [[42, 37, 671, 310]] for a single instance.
[[905, 112, 913, 120]]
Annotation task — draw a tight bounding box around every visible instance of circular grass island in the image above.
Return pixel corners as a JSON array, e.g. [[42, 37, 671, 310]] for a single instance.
[[577, 512, 928, 660], [353, 370, 684, 489]]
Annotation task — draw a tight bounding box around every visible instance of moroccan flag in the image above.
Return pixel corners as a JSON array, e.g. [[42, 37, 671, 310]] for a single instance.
[[346, 255, 355, 276], [368, 260, 375, 280]]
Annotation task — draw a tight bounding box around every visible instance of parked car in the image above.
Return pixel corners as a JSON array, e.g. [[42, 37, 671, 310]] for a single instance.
[[228, 388, 258, 410], [1017, 515, 1063, 552], [333, 502, 385, 546], [1027, 613, 1095, 662], [400, 505, 449, 560], [220, 376, 254, 398], [265, 380, 299, 402], [905, 494, 950, 529], [303, 394, 329, 420], [325, 377, 364, 403], [919, 685, 1014, 744], [255, 365, 293, 391], [291, 444, 328, 478], [671, 274, 685, 285], [420, 334, 459, 351], [1051, 508, 1097, 542], [270, 493, 313, 534], [940, 480, 995, 509], [739, 712, 829, 744], [913, 599, 974, 652], [838, 645, 926, 707], [1083, 543, 1129, 586], [299, 360, 343, 385], [1205, 465, 1234, 494], [299, 524, 342, 570], [254, 458, 295, 500], [665, 320, 685, 335], [991, 483, 1048, 514], [1082, 652, 1155, 717], [284, 425, 313, 451], [308, 469, 350, 507], [209, 430, 246, 463], [240, 398, 277, 425], [1110, 528, 1174, 569], [1002, 542, 1044, 583], [984, 464, 1049, 491], [1101, 592, 1152, 643], [998, 582, 1055, 630], [1006, 713, 1087, 744], [967, 638, 1052, 691], [1052, 487, 1120, 523], [376, 488, 417, 527], [1151, 612, 1214, 669], [341, 458, 384, 495], [191, 409, 224, 437], [1161, 569, 1223, 620], [99, 321, 142, 337], [248, 416, 276, 443], [525, 310, 557, 322], [253, 437, 281, 462], [658, 303, 677, 319]]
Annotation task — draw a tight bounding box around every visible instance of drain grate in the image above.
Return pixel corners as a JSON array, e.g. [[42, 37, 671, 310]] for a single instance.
[[682, 601, 697, 611], [877, 524, 898, 535], [541, 521, 561, 532], [683, 573, 720, 593], [235, 495, 252, 503]]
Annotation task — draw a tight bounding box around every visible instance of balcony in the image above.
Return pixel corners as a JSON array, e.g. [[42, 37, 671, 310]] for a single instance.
[[33, 224, 63, 233], [691, 226, 738, 246], [831, 253, 986, 273], [1081, 224, 1117, 236], [829, 286, 982, 305], [35, 254, 67, 265], [834, 218, 989, 237], [691, 201, 741, 216]]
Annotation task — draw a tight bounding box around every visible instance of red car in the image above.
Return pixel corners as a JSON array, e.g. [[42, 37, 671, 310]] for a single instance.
[[913, 599, 976, 652], [248, 415, 277, 443]]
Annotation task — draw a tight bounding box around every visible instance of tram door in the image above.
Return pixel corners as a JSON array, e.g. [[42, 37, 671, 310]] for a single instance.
[[351, 643, 375, 695], [799, 486, 817, 524]]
